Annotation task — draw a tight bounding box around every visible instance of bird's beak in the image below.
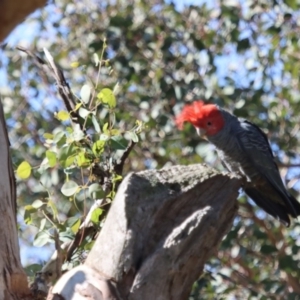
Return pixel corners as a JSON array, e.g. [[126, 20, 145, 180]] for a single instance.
[[196, 127, 206, 137]]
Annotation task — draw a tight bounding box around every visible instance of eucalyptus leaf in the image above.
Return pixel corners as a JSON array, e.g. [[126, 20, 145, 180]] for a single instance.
[[80, 84, 91, 104], [61, 180, 79, 197], [97, 88, 116, 108]]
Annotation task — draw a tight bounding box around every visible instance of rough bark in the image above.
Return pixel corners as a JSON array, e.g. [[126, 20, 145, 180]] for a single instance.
[[0, 0, 47, 42], [0, 102, 29, 299], [0, 2, 48, 299], [50, 164, 241, 300]]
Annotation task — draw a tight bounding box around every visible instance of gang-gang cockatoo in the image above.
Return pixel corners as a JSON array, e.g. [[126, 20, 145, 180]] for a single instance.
[[176, 101, 300, 226]]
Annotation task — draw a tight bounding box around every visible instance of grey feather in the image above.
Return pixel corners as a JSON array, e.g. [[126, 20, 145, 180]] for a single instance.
[[207, 108, 300, 225]]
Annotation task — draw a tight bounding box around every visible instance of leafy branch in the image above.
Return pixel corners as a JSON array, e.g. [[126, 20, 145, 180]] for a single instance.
[[16, 46, 145, 294]]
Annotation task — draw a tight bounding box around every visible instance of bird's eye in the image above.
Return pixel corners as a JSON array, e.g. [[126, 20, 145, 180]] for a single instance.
[[207, 121, 212, 126]]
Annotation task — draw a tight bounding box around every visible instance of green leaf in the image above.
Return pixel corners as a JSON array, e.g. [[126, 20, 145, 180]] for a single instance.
[[223, 86, 234, 95], [17, 161, 32, 179], [113, 82, 120, 95], [110, 15, 132, 27], [237, 38, 250, 52], [53, 131, 66, 145], [84, 240, 95, 251], [66, 156, 76, 167], [70, 61, 80, 68], [33, 231, 51, 247], [97, 88, 116, 108], [71, 218, 81, 234], [38, 161, 50, 174], [88, 183, 104, 199], [113, 174, 122, 183], [92, 115, 100, 133], [46, 150, 57, 167], [65, 216, 80, 228], [127, 131, 139, 143], [59, 230, 74, 242], [40, 218, 46, 230], [80, 84, 91, 104], [111, 135, 127, 150], [260, 244, 277, 255], [24, 264, 42, 277], [32, 200, 45, 209], [90, 208, 103, 225], [58, 144, 77, 168], [100, 134, 109, 141], [93, 53, 100, 66], [102, 122, 109, 133], [24, 205, 36, 224], [279, 255, 295, 272], [285, 0, 297, 9], [56, 110, 70, 121], [61, 180, 79, 197], [76, 152, 90, 167], [92, 140, 106, 157], [24, 205, 37, 214], [43, 133, 54, 140], [75, 102, 83, 111], [78, 107, 90, 118], [110, 129, 120, 136], [47, 200, 58, 219], [66, 127, 73, 134], [235, 99, 245, 109], [76, 151, 91, 167], [24, 210, 32, 224]]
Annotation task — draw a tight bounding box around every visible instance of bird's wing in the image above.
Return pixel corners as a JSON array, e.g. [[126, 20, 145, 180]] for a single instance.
[[244, 186, 291, 226], [236, 119, 296, 210]]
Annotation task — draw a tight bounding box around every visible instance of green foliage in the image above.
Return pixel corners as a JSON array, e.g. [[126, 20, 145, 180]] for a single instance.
[[97, 88, 116, 108], [90, 208, 103, 225], [15, 52, 144, 275], [55, 110, 70, 121], [5, 0, 300, 297], [61, 180, 79, 197], [17, 161, 32, 179]]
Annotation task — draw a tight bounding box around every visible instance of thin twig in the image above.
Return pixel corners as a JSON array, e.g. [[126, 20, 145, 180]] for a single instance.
[[54, 229, 62, 280], [114, 140, 136, 176]]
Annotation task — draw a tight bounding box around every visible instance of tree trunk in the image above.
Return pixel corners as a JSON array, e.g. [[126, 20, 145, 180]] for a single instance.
[[0, 0, 47, 42], [0, 2, 48, 299], [0, 102, 29, 299], [50, 164, 241, 300]]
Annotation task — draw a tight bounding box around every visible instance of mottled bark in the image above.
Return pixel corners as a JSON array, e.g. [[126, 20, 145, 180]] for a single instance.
[[0, 0, 47, 42], [0, 102, 28, 299], [49, 164, 241, 300]]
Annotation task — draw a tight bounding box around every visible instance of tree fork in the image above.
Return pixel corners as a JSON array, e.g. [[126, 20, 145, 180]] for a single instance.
[[49, 164, 241, 300]]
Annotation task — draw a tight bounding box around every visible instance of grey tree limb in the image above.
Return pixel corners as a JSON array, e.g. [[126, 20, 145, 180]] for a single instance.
[[0, 100, 29, 299], [49, 164, 241, 300]]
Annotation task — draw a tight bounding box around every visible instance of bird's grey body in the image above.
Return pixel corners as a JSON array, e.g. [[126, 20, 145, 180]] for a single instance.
[[208, 107, 300, 226]]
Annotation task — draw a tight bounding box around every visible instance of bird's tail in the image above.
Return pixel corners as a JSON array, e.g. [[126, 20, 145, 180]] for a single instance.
[[244, 187, 300, 227]]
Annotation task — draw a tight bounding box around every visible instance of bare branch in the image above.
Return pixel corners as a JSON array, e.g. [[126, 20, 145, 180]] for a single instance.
[[17, 46, 80, 126], [114, 140, 136, 176]]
